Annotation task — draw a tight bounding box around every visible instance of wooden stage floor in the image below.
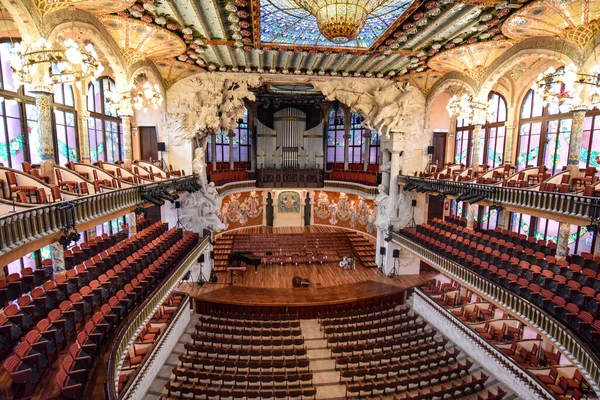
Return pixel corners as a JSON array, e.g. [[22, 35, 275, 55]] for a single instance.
[[179, 226, 438, 307]]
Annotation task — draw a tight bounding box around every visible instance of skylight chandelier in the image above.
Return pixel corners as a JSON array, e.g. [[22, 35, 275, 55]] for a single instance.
[[532, 64, 600, 112], [291, 0, 388, 43], [446, 93, 495, 125], [9, 37, 103, 87], [106, 75, 163, 114]]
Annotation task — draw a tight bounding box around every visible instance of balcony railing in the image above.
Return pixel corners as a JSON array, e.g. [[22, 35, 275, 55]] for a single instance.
[[399, 175, 600, 222], [413, 288, 555, 400], [393, 231, 600, 397], [106, 234, 210, 400], [0, 175, 198, 261]]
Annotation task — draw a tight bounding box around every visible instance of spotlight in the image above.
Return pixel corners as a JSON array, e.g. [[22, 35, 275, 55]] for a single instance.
[[436, 193, 445, 200], [468, 194, 487, 205], [160, 191, 177, 203], [58, 235, 70, 247], [142, 192, 165, 207], [403, 184, 414, 191], [134, 206, 145, 215], [490, 204, 504, 213], [68, 231, 81, 242], [455, 193, 470, 202], [586, 223, 598, 235]]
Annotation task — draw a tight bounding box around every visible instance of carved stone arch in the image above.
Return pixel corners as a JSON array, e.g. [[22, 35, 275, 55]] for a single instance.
[[45, 11, 128, 88], [478, 40, 579, 100], [0, 0, 40, 41], [581, 40, 600, 73], [425, 75, 475, 131]]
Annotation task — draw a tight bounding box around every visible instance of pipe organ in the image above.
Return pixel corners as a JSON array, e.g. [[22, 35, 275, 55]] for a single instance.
[[257, 107, 323, 169]]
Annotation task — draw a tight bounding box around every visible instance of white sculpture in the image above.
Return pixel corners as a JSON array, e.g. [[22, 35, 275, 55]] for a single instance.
[[313, 79, 424, 139], [178, 182, 227, 234], [375, 184, 390, 232]]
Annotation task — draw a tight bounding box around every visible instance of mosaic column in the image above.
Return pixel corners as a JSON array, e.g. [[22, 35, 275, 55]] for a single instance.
[[34, 89, 56, 181], [126, 212, 137, 237], [466, 204, 477, 230], [363, 131, 372, 172], [228, 130, 235, 171], [78, 110, 91, 163], [50, 242, 65, 273], [121, 114, 133, 169], [556, 222, 571, 259], [567, 107, 588, 175], [471, 124, 483, 171], [496, 208, 507, 229]]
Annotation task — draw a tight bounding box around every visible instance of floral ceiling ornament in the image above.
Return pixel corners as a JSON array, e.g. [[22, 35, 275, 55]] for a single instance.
[[502, 0, 600, 50], [428, 40, 517, 82], [532, 64, 600, 112], [34, 0, 135, 18], [97, 15, 187, 66]]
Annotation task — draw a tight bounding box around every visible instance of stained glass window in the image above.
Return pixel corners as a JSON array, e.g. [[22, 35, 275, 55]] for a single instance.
[[87, 77, 122, 163], [327, 107, 345, 164], [580, 110, 600, 169], [233, 107, 250, 163], [509, 212, 531, 236], [207, 130, 231, 164], [370, 131, 380, 164], [478, 206, 498, 231], [54, 83, 78, 165], [517, 89, 572, 173], [454, 118, 471, 165]]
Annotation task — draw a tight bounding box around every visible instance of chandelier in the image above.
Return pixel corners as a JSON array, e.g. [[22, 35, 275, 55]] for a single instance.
[[446, 93, 495, 124], [9, 37, 103, 87], [291, 0, 388, 43], [532, 64, 600, 111], [106, 75, 163, 114]]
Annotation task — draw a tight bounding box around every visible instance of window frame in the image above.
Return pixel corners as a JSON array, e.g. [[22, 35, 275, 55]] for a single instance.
[[87, 77, 123, 163]]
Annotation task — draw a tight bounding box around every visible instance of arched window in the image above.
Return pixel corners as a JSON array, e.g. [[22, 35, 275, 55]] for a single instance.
[[581, 109, 600, 169], [208, 131, 230, 163], [87, 77, 123, 163], [0, 43, 41, 168], [349, 113, 365, 164], [327, 107, 345, 164], [517, 88, 572, 173], [482, 92, 507, 168], [369, 131, 380, 164], [453, 91, 507, 168], [53, 83, 78, 165], [232, 107, 250, 163]]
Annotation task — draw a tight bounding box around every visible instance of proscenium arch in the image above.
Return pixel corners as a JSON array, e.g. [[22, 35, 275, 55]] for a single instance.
[[45, 11, 129, 89]]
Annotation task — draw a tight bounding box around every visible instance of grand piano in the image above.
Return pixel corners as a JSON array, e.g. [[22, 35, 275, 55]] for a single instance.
[[227, 252, 262, 284]]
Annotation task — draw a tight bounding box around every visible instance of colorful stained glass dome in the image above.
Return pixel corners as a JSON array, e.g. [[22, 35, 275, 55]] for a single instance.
[[260, 0, 415, 48]]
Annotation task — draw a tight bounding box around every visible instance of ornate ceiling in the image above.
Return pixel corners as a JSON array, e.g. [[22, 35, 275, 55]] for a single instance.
[[20, 0, 568, 89]]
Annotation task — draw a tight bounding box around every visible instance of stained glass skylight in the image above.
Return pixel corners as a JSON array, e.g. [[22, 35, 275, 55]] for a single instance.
[[260, 0, 415, 48]]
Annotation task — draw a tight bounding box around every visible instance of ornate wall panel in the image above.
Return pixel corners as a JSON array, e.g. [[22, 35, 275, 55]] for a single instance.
[[312, 190, 376, 237]]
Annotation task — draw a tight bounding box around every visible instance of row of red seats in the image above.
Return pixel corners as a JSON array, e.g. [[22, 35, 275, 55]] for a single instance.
[[0, 222, 172, 384], [211, 170, 249, 186], [327, 163, 378, 173], [329, 170, 377, 186], [56, 231, 198, 399], [402, 219, 600, 355]]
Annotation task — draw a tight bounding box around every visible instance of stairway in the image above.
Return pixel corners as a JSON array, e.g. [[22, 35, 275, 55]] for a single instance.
[[347, 232, 377, 268], [300, 319, 346, 399]]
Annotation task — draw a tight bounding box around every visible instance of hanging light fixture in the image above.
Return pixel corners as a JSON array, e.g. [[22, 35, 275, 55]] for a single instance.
[[446, 93, 495, 124], [106, 74, 163, 114], [291, 0, 388, 43], [531, 64, 600, 112]]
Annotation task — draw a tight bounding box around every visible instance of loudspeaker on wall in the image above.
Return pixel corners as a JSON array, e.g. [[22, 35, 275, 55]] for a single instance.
[[427, 146, 435, 155], [198, 254, 205, 263], [157, 142, 166, 152], [411, 200, 417, 207], [392, 249, 400, 258], [379, 247, 386, 256]]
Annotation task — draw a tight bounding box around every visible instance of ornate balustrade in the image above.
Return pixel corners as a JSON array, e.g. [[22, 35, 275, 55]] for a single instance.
[[393, 232, 600, 397], [324, 180, 378, 197], [0, 175, 198, 262], [106, 234, 210, 400], [400, 175, 600, 223]]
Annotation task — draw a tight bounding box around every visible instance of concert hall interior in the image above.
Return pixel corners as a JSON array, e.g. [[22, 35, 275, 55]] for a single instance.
[[1, 0, 600, 399]]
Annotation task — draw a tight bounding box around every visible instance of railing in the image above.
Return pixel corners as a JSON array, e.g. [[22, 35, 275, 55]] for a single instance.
[[400, 175, 600, 222], [216, 180, 257, 195], [0, 175, 198, 260], [324, 180, 379, 197], [393, 232, 600, 397], [106, 234, 210, 400], [413, 288, 554, 400]]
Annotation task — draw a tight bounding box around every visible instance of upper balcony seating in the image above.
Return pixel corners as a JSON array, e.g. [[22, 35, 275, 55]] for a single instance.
[[401, 218, 600, 355], [206, 162, 249, 177], [327, 163, 378, 174], [329, 170, 377, 186], [210, 170, 249, 186], [21, 163, 49, 184], [0, 221, 200, 399], [162, 311, 316, 400], [421, 278, 591, 398]]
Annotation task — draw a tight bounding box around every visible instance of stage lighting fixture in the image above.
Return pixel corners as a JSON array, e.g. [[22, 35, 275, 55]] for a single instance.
[[586, 223, 598, 235], [134, 206, 145, 215], [490, 204, 504, 213], [58, 235, 70, 247], [142, 192, 165, 207], [403, 184, 414, 191], [455, 193, 470, 202], [468, 194, 487, 205], [160, 191, 177, 203], [68, 231, 81, 242], [436, 193, 445, 200]]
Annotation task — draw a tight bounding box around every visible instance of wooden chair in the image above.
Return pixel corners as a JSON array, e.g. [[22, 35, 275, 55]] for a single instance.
[[36, 188, 49, 204], [67, 161, 89, 179], [22, 162, 49, 183], [5, 171, 37, 202], [51, 186, 62, 202], [54, 169, 78, 191]]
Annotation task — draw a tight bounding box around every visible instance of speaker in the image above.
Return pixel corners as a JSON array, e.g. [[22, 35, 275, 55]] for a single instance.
[[198, 254, 205, 263], [157, 142, 166, 152], [379, 247, 386, 256], [427, 146, 435, 155], [175, 201, 181, 209], [210, 251, 215, 260], [392, 249, 400, 258], [183, 271, 191, 281], [411, 199, 417, 207]]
